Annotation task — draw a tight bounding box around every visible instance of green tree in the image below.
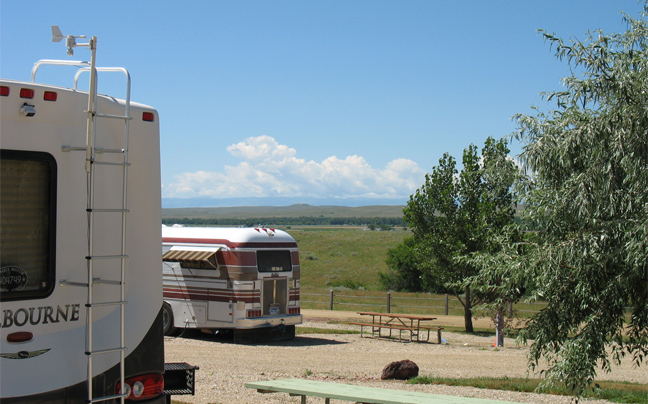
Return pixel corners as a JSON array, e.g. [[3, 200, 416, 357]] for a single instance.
[[380, 237, 424, 292], [458, 227, 527, 346], [402, 137, 519, 332], [491, 6, 648, 397], [380, 236, 448, 294]]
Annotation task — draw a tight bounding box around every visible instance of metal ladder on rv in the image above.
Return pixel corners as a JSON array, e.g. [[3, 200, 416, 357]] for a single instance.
[[35, 33, 132, 404], [81, 39, 132, 404]]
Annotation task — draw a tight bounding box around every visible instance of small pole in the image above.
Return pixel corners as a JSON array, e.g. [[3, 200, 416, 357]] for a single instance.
[[387, 292, 391, 313], [329, 289, 334, 310], [444, 294, 449, 316]]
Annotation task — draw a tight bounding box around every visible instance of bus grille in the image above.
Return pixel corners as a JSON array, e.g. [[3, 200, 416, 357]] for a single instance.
[[263, 279, 288, 315]]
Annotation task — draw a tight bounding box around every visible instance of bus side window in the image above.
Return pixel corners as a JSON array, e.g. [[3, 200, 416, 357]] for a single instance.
[[179, 261, 218, 270]]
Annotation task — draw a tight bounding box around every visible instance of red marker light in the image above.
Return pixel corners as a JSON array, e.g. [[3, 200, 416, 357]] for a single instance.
[[44, 91, 57, 101], [142, 112, 155, 122], [7, 332, 34, 343], [20, 88, 34, 99], [0, 86, 9, 96]]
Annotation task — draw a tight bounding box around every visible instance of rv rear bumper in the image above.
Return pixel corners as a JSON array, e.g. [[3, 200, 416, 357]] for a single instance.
[[235, 314, 302, 329]]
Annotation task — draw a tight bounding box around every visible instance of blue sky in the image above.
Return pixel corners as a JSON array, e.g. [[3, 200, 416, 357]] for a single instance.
[[2, 1, 643, 206]]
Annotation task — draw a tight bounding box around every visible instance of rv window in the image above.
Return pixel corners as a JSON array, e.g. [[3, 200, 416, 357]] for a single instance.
[[1, 150, 56, 301], [257, 250, 292, 273]]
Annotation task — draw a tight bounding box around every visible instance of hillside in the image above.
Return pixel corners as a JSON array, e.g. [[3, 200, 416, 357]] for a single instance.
[[162, 204, 406, 219]]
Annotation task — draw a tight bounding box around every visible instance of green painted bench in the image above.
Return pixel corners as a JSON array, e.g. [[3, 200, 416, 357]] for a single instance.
[[245, 378, 517, 404]]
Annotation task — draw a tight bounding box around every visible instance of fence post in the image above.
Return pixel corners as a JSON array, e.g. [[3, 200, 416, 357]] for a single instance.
[[387, 292, 391, 313], [444, 294, 449, 316], [329, 289, 334, 310]]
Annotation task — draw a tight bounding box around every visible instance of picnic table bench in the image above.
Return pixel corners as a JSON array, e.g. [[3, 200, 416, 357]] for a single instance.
[[245, 378, 517, 404], [421, 326, 445, 344], [348, 322, 426, 342], [350, 312, 443, 343]]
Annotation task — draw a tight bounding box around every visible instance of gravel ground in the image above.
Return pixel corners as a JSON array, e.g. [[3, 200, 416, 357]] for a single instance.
[[164, 310, 645, 404]]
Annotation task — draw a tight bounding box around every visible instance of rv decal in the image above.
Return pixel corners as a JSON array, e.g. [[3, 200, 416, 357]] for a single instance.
[[0, 266, 28, 292], [1, 304, 81, 328], [0, 349, 50, 360]]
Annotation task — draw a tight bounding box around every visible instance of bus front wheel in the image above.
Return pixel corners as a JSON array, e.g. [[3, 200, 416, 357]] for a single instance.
[[162, 302, 178, 336]]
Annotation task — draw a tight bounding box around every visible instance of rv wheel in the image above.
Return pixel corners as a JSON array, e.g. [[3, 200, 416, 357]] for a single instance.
[[162, 302, 178, 336]]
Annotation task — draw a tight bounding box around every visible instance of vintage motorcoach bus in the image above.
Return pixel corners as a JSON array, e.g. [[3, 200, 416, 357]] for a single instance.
[[162, 226, 302, 341], [0, 27, 190, 403]]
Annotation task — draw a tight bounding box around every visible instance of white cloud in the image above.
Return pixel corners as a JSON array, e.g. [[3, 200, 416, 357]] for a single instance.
[[163, 135, 426, 200]]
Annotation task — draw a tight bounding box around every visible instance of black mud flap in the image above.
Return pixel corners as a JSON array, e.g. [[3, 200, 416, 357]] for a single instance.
[[233, 324, 296, 343]]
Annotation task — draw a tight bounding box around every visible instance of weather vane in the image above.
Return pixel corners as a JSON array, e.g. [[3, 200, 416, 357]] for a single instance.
[[51, 25, 93, 56]]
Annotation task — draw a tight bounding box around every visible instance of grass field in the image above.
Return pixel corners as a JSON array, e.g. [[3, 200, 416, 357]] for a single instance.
[[289, 227, 408, 293], [289, 227, 546, 318], [409, 377, 648, 404]]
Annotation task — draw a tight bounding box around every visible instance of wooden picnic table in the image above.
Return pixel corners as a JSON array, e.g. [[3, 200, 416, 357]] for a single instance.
[[350, 312, 441, 343]]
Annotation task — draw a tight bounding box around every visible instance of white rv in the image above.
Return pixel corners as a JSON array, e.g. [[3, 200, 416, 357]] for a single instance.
[[162, 226, 303, 341], [0, 28, 191, 403]]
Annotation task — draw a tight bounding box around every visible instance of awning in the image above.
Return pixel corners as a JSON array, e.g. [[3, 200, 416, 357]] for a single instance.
[[163, 249, 220, 269]]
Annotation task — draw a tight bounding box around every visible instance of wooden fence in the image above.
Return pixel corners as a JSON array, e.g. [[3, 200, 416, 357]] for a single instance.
[[301, 290, 547, 318]]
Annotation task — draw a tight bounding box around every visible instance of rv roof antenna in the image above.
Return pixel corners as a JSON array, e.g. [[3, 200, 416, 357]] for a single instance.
[[51, 25, 90, 56]]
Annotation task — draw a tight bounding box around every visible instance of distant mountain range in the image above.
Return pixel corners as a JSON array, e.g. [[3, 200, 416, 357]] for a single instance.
[[162, 203, 406, 220], [162, 196, 409, 209]]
